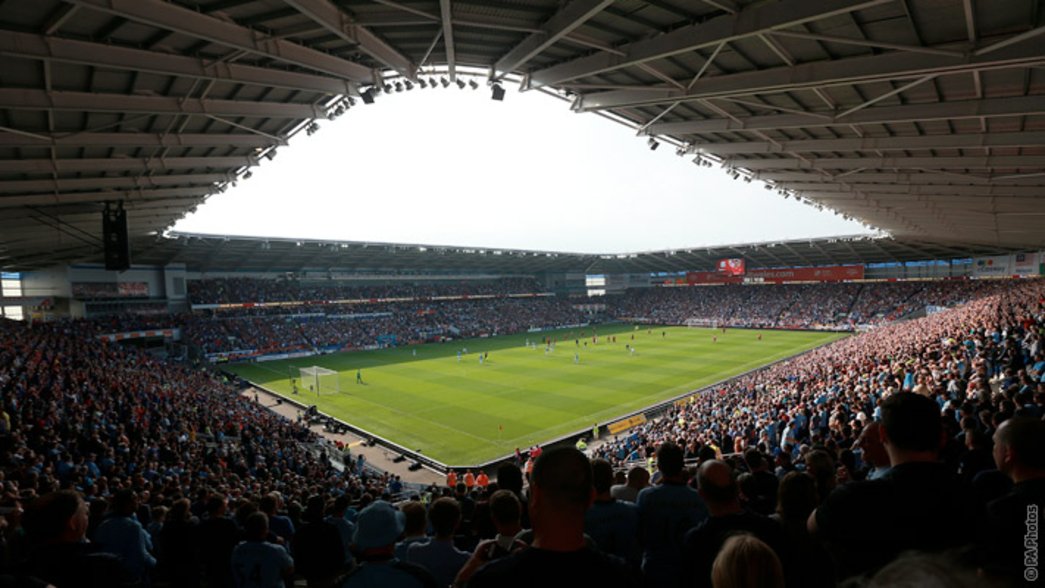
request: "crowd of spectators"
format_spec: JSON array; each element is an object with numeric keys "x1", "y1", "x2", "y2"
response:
[
  {"x1": 610, "y1": 279, "x2": 1012, "y2": 329},
  {"x1": 0, "y1": 317, "x2": 407, "y2": 587},
  {"x1": 187, "y1": 278, "x2": 546, "y2": 305},
  {"x1": 0, "y1": 276, "x2": 1040, "y2": 588},
  {"x1": 181, "y1": 297, "x2": 589, "y2": 356}
]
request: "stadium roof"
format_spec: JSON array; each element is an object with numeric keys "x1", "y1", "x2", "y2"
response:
[
  {"x1": 1, "y1": 0, "x2": 1043, "y2": 271},
  {"x1": 128, "y1": 231, "x2": 1010, "y2": 274}
]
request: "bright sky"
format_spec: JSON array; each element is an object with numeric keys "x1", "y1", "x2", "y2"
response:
[{"x1": 174, "y1": 81, "x2": 870, "y2": 254}]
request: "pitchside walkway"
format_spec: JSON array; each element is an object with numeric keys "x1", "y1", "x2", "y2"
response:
[{"x1": 243, "y1": 387, "x2": 444, "y2": 486}]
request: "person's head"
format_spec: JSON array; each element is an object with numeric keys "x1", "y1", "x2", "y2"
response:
[
  {"x1": 23, "y1": 490, "x2": 89, "y2": 544},
  {"x1": 400, "y1": 500, "x2": 427, "y2": 537},
  {"x1": 206, "y1": 494, "x2": 227, "y2": 517},
  {"x1": 711, "y1": 533, "x2": 785, "y2": 588},
  {"x1": 866, "y1": 551, "x2": 991, "y2": 588},
  {"x1": 427, "y1": 497, "x2": 461, "y2": 538},
  {"x1": 110, "y1": 489, "x2": 138, "y2": 517},
  {"x1": 488, "y1": 489, "x2": 521, "y2": 535},
  {"x1": 775, "y1": 471, "x2": 818, "y2": 524},
  {"x1": 626, "y1": 466, "x2": 650, "y2": 489},
  {"x1": 993, "y1": 416, "x2": 1045, "y2": 482},
  {"x1": 529, "y1": 447, "x2": 593, "y2": 530},
  {"x1": 656, "y1": 442, "x2": 685, "y2": 479},
  {"x1": 743, "y1": 448, "x2": 768, "y2": 472},
  {"x1": 880, "y1": 393, "x2": 943, "y2": 462},
  {"x1": 856, "y1": 421, "x2": 890, "y2": 468},
  {"x1": 243, "y1": 511, "x2": 269, "y2": 541},
  {"x1": 259, "y1": 493, "x2": 278, "y2": 515},
  {"x1": 697, "y1": 460, "x2": 739, "y2": 509},
  {"x1": 352, "y1": 500, "x2": 405, "y2": 555},
  {"x1": 496, "y1": 463, "x2": 524, "y2": 494},
  {"x1": 591, "y1": 459, "x2": 615, "y2": 496},
  {"x1": 304, "y1": 495, "x2": 326, "y2": 522}
]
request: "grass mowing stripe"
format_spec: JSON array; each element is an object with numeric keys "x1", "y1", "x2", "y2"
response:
[{"x1": 230, "y1": 325, "x2": 846, "y2": 464}]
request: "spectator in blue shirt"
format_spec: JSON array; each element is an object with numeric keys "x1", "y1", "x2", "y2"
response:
[{"x1": 94, "y1": 489, "x2": 157, "y2": 584}]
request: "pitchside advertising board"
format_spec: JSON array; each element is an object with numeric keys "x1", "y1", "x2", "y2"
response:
[{"x1": 686, "y1": 264, "x2": 865, "y2": 285}]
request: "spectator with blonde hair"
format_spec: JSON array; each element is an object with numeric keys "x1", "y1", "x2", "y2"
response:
[{"x1": 710, "y1": 534, "x2": 784, "y2": 588}]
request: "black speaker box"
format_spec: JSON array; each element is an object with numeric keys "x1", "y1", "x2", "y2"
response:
[{"x1": 103, "y1": 204, "x2": 130, "y2": 271}]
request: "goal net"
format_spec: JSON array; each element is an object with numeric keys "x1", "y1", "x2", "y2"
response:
[{"x1": 297, "y1": 366, "x2": 340, "y2": 396}]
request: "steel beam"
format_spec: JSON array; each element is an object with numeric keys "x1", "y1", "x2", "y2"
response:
[
  {"x1": 0, "y1": 89, "x2": 329, "y2": 119},
  {"x1": 0, "y1": 187, "x2": 213, "y2": 208},
  {"x1": 282, "y1": 0, "x2": 415, "y2": 79},
  {"x1": 494, "y1": 0, "x2": 614, "y2": 76},
  {"x1": 694, "y1": 131, "x2": 1045, "y2": 155},
  {"x1": 0, "y1": 174, "x2": 228, "y2": 194},
  {"x1": 648, "y1": 95, "x2": 1045, "y2": 134},
  {"x1": 0, "y1": 156, "x2": 254, "y2": 174},
  {"x1": 0, "y1": 31, "x2": 353, "y2": 95},
  {"x1": 577, "y1": 43, "x2": 1045, "y2": 111},
  {"x1": 757, "y1": 171, "x2": 1045, "y2": 184},
  {"x1": 0, "y1": 132, "x2": 283, "y2": 149},
  {"x1": 439, "y1": 0, "x2": 456, "y2": 81},
  {"x1": 65, "y1": 0, "x2": 374, "y2": 83},
  {"x1": 777, "y1": 183, "x2": 1045, "y2": 197},
  {"x1": 528, "y1": 0, "x2": 891, "y2": 88},
  {"x1": 732, "y1": 155, "x2": 1045, "y2": 170}
]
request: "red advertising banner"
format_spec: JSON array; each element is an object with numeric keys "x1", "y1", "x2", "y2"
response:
[{"x1": 687, "y1": 264, "x2": 864, "y2": 284}]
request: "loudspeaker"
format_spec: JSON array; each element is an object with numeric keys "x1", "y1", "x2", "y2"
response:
[{"x1": 103, "y1": 203, "x2": 131, "y2": 271}]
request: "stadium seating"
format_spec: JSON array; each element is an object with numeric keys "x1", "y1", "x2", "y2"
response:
[{"x1": 0, "y1": 276, "x2": 1041, "y2": 586}]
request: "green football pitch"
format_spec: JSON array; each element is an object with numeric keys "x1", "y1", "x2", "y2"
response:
[{"x1": 228, "y1": 324, "x2": 846, "y2": 466}]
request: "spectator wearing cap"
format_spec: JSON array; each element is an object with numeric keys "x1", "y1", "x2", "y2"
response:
[
  {"x1": 405, "y1": 498, "x2": 470, "y2": 587},
  {"x1": 468, "y1": 447, "x2": 641, "y2": 588},
  {"x1": 981, "y1": 416, "x2": 1045, "y2": 582},
  {"x1": 93, "y1": 488, "x2": 156, "y2": 584},
  {"x1": 231, "y1": 512, "x2": 294, "y2": 588},
  {"x1": 811, "y1": 393, "x2": 976, "y2": 580},
  {"x1": 341, "y1": 500, "x2": 438, "y2": 588}
]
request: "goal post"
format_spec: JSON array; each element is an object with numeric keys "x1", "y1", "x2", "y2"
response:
[{"x1": 299, "y1": 366, "x2": 340, "y2": 396}]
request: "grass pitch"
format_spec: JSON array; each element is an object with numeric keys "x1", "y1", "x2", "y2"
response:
[{"x1": 228, "y1": 324, "x2": 845, "y2": 465}]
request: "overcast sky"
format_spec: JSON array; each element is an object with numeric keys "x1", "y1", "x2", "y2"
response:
[{"x1": 174, "y1": 81, "x2": 870, "y2": 254}]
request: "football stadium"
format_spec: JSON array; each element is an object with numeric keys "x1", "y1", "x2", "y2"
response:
[{"x1": 1, "y1": 1, "x2": 1044, "y2": 587}]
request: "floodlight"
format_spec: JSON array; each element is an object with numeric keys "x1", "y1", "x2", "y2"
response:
[
  {"x1": 404, "y1": 80, "x2": 413, "y2": 90},
  {"x1": 456, "y1": 79, "x2": 465, "y2": 89},
  {"x1": 243, "y1": 171, "x2": 252, "y2": 179},
  {"x1": 429, "y1": 77, "x2": 438, "y2": 88},
  {"x1": 440, "y1": 77, "x2": 450, "y2": 88},
  {"x1": 360, "y1": 89, "x2": 375, "y2": 104},
  {"x1": 468, "y1": 79, "x2": 478, "y2": 89},
  {"x1": 647, "y1": 137, "x2": 659, "y2": 151},
  {"x1": 394, "y1": 82, "x2": 403, "y2": 92},
  {"x1": 491, "y1": 84, "x2": 506, "y2": 101},
  {"x1": 264, "y1": 150, "x2": 277, "y2": 161},
  {"x1": 418, "y1": 79, "x2": 427, "y2": 89}
]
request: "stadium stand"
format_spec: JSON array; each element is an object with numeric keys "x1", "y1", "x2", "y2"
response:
[
  {"x1": 2, "y1": 0, "x2": 1044, "y2": 586},
  {"x1": 0, "y1": 276, "x2": 1040, "y2": 586}
]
